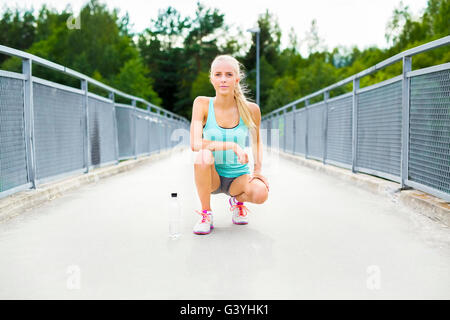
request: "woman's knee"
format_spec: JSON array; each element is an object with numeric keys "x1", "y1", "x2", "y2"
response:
[
  {"x1": 194, "y1": 149, "x2": 215, "y2": 167},
  {"x1": 249, "y1": 185, "x2": 268, "y2": 204}
]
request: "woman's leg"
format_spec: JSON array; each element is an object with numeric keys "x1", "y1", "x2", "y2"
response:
[
  {"x1": 194, "y1": 149, "x2": 221, "y2": 211},
  {"x1": 228, "y1": 174, "x2": 269, "y2": 204}
]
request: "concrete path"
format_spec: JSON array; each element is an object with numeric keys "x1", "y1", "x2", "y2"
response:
[{"x1": 0, "y1": 147, "x2": 449, "y2": 299}]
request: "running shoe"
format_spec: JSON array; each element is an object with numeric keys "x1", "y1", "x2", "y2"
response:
[
  {"x1": 229, "y1": 196, "x2": 250, "y2": 225},
  {"x1": 193, "y1": 209, "x2": 214, "y2": 235}
]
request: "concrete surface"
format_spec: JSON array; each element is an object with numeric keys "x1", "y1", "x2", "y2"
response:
[
  {"x1": 0, "y1": 147, "x2": 182, "y2": 223},
  {"x1": 278, "y1": 150, "x2": 450, "y2": 227},
  {"x1": 0, "y1": 147, "x2": 449, "y2": 299}
]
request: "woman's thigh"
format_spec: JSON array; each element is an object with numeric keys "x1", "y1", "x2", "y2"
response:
[
  {"x1": 229, "y1": 174, "x2": 268, "y2": 202},
  {"x1": 228, "y1": 174, "x2": 251, "y2": 196}
]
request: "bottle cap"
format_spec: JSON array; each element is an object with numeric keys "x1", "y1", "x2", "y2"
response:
[{"x1": 171, "y1": 193, "x2": 177, "y2": 197}]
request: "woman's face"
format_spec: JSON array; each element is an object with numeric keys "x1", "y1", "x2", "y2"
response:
[{"x1": 210, "y1": 60, "x2": 239, "y2": 96}]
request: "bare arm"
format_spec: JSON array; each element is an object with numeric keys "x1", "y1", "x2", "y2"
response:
[
  {"x1": 248, "y1": 103, "x2": 269, "y2": 191},
  {"x1": 249, "y1": 103, "x2": 263, "y2": 174}
]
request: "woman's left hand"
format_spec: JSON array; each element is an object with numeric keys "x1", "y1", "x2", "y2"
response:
[{"x1": 249, "y1": 172, "x2": 269, "y2": 192}]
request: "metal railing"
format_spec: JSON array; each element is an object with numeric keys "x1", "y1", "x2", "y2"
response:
[
  {"x1": 0, "y1": 45, "x2": 190, "y2": 199},
  {"x1": 262, "y1": 36, "x2": 450, "y2": 202}
]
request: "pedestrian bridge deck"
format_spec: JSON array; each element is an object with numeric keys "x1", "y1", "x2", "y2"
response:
[{"x1": 0, "y1": 148, "x2": 449, "y2": 299}]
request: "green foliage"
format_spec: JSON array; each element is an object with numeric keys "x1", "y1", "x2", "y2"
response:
[
  {"x1": 112, "y1": 57, "x2": 161, "y2": 105},
  {"x1": 190, "y1": 71, "x2": 215, "y2": 102},
  {"x1": 0, "y1": 0, "x2": 448, "y2": 117},
  {"x1": 266, "y1": 76, "x2": 300, "y2": 113},
  {"x1": 138, "y1": 2, "x2": 230, "y2": 118},
  {"x1": 0, "y1": 7, "x2": 36, "y2": 65},
  {"x1": 0, "y1": 0, "x2": 161, "y2": 104}
]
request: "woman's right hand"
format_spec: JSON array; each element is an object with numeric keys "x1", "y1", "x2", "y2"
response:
[{"x1": 233, "y1": 143, "x2": 249, "y2": 164}]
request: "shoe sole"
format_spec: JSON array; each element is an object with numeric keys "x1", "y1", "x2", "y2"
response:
[{"x1": 193, "y1": 225, "x2": 214, "y2": 235}]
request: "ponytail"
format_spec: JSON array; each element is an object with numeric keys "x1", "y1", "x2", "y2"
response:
[{"x1": 234, "y1": 83, "x2": 256, "y2": 131}]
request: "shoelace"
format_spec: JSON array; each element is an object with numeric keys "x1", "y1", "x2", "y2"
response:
[
  {"x1": 195, "y1": 210, "x2": 211, "y2": 223},
  {"x1": 230, "y1": 203, "x2": 250, "y2": 217}
]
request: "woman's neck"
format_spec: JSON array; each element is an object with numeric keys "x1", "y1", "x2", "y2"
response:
[{"x1": 214, "y1": 93, "x2": 235, "y2": 110}]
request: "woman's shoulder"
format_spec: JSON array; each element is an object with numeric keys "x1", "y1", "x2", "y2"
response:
[
  {"x1": 192, "y1": 96, "x2": 212, "y2": 126},
  {"x1": 247, "y1": 101, "x2": 260, "y2": 111},
  {"x1": 193, "y1": 96, "x2": 212, "y2": 113},
  {"x1": 193, "y1": 96, "x2": 212, "y2": 106},
  {"x1": 247, "y1": 101, "x2": 261, "y2": 119}
]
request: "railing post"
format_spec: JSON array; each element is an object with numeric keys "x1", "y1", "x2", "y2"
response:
[
  {"x1": 283, "y1": 108, "x2": 287, "y2": 153},
  {"x1": 401, "y1": 56, "x2": 412, "y2": 188},
  {"x1": 165, "y1": 112, "x2": 169, "y2": 151},
  {"x1": 323, "y1": 91, "x2": 329, "y2": 165},
  {"x1": 22, "y1": 58, "x2": 37, "y2": 188},
  {"x1": 109, "y1": 92, "x2": 119, "y2": 164},
  {"x1": 157, "y1": 112, "x2": 161, "y2": 154},
  {"x1": 352, "y1": 78, "x2": 359, "y2": 173},
  {"x1": 81, "y1": 79, "x2": 90, "y2": 173},
  {"x1": 162, "y1": 111, "x2": 166, "y2": 151},
  {"x1": 132, "y1": 99, "x2": 137, "y2": 159},
  {"x1": 292, "y1": 105, "x2": 296, "y2": 155},
  {"x1": 147, "y1": 104, "x2": 151, "y2": 155},
  {"x1": 305, "y1": 99, "x2": 309, "y2": 159}
]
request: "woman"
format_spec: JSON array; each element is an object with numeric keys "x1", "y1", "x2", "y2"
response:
[{"x1": 190, "y1": 55, "x2": 269, "y2": 235}]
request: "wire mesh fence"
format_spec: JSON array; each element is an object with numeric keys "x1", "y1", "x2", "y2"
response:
[
  {"x1": 33, "y1": 82, "x2": 85, "y2": 181},
  {"x1": 0, "y1": 76, "x2": 28, "y2": 193},
  {"x1": 0, "y1": 46, "x2": 190, "y2": 199},
  {"x1": 262, "y1": 37, "x2": 450, "y2": 202},
  {"x1": 409, "y1": 68, "x2": 450, "y2": 196}
]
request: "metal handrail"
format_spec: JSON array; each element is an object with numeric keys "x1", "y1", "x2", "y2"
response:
[
  {"x1": 262, "y1": 35, "x2": 450, "y2": 119},
  {"x1": 0, "y1": 44, "x2": 189, "y2": 124}
]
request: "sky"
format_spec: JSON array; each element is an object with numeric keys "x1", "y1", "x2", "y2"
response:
[{"x1": 3, "y1": 0, "x2": 429, "y2": 56}]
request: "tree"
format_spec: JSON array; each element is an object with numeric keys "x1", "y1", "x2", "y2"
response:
[
  {"x1": 138, "y1": 2, "x2": 234, "y2": 118},
  {"x1": 1, "y1": 0, "x2": 160, "y2": 104},
  {"x1": 243, "y1": 10, "x2": 282, "y2": 109},
  {"x1": 175, "y1": 2, "x2": 227, "y2": 116},
  {"x1": 112, "y1": 57, "x2": 161, "y2": 106},
  {"x1": 244, "y1": 10, "x2": 281, "y2": 70},
  {"x1": 266, "y1": 75, "x2": 300, "y2": 113},
  {"x1": 385, "y1": 1, "x2": 412, "y2": 47},
  {"x1": 138, "y1": 6, "x2": 190, "y2": 113},
  {"x1": 0, "y1": 8, "x2": 36, "y2": 65},
  {"x1": 190, "y1": 71, "x2": 215, "y2": 102}
]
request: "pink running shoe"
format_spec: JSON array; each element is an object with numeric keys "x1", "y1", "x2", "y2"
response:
[
  {"x1": 229, "y1": 196, "x2": 250, "y2": 225},
  {"x1": 193, "y1": 209, "x2": 214, "y2": 235}
]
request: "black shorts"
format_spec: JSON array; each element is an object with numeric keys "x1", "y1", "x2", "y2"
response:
[{"x1": 211, "y1": 175, "x2": 239, "y2": 196}]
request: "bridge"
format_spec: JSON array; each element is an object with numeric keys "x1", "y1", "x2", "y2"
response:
[{"x1": 0, "y1": 37, "x2": 449, "y2": 299}]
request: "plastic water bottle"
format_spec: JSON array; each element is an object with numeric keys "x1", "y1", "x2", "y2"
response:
[{"x1": 168, "y1": 192, "x2": 182, "y2": 239}]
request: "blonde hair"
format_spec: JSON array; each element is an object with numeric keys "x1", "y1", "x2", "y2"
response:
[{"x1": 210, "y1": 55, "x2": 256, "y2": 131}]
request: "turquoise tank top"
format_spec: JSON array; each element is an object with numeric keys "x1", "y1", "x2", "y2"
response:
[{"x1": 203, "y1": 98, "x2": 251, "y2": 178}]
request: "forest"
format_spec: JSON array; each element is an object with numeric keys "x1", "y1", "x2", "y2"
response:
[{"x1": 0, "y1": 0, "x2": 448, "y2": 119}]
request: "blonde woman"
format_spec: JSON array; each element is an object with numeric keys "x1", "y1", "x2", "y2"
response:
[{"x1": 190, "y1": 55, "x2": 269, "y2": 235}]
